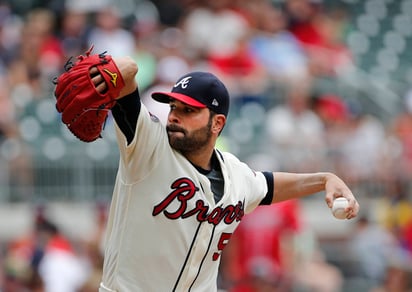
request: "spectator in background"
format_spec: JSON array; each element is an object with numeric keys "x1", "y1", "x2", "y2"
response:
[
  {"x1": 180, "y1": 0, "x2": 268, "y2": 110},
  {"x1": 336, "y1": 100, "x2": 386, "y2": 190},
  {"x1": 87, "y1": 5, "x2": 135, "y2": 57},
  {"x1": 152, "y1": 0, "x2": 186, "y2": 27},
  {"x1": 265, "y1": 79, "x2": 325, "y2": 172},
  {"x1": 380, "y1": 263, "x2": 412, "y2": 292},
  {"x1": 2, "y1": 207, "x2": 89, "y2": 292},
  {"x1": 7, "y1": 8, "x2": 64, "y2": 99},
  {"x1": 181, "y1": 0, "x2": 268, "y2": 108},
  {"x1": 24, "y1": 8, "x2": 64, "y2": 90},
  {"x1": 314, "y1": 95, "x2": 387, "y2": 195},
  {"x1": 313, "y1": 94, "x2": 349, "y2": 174},
  {"x1": 181, "y1": 0, "x2": 250, "y2": 61},
  {"x1": 35, "y1": 217, "x2": 86, "y2": 292},
  {"x1": 221, "y1": 200, "x2": 302, "y2": 291},
  {"x1": 0, "y1": 6, "x2": 36, "y2": 201},
  {"x1": 248, "y1": 2, "x2": 309, "y2": 83},
  {"x1": 0, "y1": 1, "x2": 23, "y2": 66},
  {"x1": 292, "y1": 245, "x2": 344, "y2": 292},
  {"x1": 140, "y1": 27, "x2": 191, "y2": 125},
  {"x1": 376, "y1": 178, "x2": 412, "y2": 257},
  {"x1": 285, "y1": 0, "x2": 324, "y2": 49},
  {"x1": 0, "y1": 58, "x2": 33, "y2": 201},
  {"x1": 78, "y1": 240, "x2": 104, "y2": 292},
  {"x1": 78, "y1": 201, "x2": 108, "y2": 292},
  {"x1": 1, "y1": 240, "x2": 43, "y2": 292},
  {"x1": 347, "y1": 215, "x2": 402, "y2": 291},
  {"x1": 207, "y1": 32, "x2": 268, "y2": 109},
  {"x1": 57, "y1": 3, "x2": 91, "y2": 58},
  {"x1": 389, "y1": 89, "x2": 412, "y2": 180},
  {"x1": 0, "y1": 71, "x2": 19, "y2": 145},
  {"x1": 130, "y1": 0, "x2": 161, "y2": 93},
  {"x1": 308, "y1": 10, "x2": 353, "y2": 77},
  {"x1": 285, "y1": 0, "x2": 353, "y2": 77}
]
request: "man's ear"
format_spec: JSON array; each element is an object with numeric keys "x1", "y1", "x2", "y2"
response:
[{"x1": 213, "y1": 115, "x2": 226, "y2": 134}]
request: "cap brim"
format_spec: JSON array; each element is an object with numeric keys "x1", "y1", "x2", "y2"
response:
[{"x1": 151, "y1": 92, "x2": 206, "y2": 108}]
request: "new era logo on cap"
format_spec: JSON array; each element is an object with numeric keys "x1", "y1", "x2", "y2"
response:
[{"x1": 151, "y1": 72, "x2": 230, "y2": 116}]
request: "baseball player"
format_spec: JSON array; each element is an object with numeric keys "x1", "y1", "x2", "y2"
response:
[{"x1": 54, "y1": 53, "x2": 360, "y2": 291}]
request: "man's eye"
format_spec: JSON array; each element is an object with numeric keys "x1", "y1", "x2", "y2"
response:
[{"x1": 184, "y1": 108, "x2": 194, "y2": 113}]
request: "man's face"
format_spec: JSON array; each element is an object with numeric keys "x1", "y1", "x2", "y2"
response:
[{"x1": 166, "y1": 100, "x2": 213, "y2": 154}]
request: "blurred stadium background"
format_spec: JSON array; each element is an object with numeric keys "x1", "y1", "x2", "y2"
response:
[{"x1": 0, "y1": 0, "x2": 412, "y2": 291}]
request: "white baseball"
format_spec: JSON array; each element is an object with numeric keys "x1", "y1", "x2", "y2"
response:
[{"x1": 331, "y1": 197, "x2": 349, "y2": 219}]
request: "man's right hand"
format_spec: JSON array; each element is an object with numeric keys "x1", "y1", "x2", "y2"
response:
[{"x1": 91, "y1": 56, "x2": 138, "y2": 99}]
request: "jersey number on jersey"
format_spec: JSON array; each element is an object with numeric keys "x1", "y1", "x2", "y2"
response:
[{"x1": 213, "y1": 232, "x2": 232, "y2": 261}]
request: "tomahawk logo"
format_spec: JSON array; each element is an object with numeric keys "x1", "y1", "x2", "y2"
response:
[{"x1": 174, "y1": 76, "x2": 192, "y2": 89}]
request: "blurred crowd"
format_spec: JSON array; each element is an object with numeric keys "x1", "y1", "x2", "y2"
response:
[{"x1": 0, "y1": 0, "x2": 412, "y2": 291}]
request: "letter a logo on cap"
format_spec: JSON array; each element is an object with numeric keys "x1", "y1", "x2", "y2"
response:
[
  {"x1": 174, "y1": 76, "x2": 192, "y2": 89},
  {"x1": 212, "y1": 99, "x2": 219, "y2": 106}
]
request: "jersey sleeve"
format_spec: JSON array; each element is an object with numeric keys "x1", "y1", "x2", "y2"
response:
[
  {"x1": 111, "y1": 88, "x2": 141, "y2": 144},
  {"x1": 259, "y1": 171, "x2": 274, "y2": 205},
  {"x1": 243, "y1": 171, "x2": 271, "y2": 213},
  {"x1": 113, "y1": 101, "x2": 169, "y2": 184},
  {"x1": 221, "y1": 152, "x2": 272, "y2": 214}
]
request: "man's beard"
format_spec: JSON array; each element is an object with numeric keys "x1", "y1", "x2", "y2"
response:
[{"x1": 166, "y1": 119, "x2": 213, "y2": 154}]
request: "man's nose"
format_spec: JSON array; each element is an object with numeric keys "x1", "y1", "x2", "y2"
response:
[{"x1": 168, "y1": 111, "x2": 180, "y2": 123}]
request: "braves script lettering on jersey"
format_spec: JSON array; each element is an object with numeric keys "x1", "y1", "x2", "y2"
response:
[{"x1": 99, "y1": 105, "x2": 269, "y2": 291}]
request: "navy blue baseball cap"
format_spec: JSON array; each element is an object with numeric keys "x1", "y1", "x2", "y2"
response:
[{"x1": 151, "y1": 72, "x2": 230, "y2": 117}]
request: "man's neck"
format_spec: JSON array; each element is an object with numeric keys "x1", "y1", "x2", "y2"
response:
[{"x1": 184, "y1": 148, "x2": 215, "y2": 171}]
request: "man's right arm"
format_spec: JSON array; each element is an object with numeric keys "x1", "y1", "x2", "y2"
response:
[
  {"x1": 112, "y1": 89, "x2": 141, "y2": 144},
  {"x1": 113, "y1": 56, "x2": 138, "y2": 99},
  {"x1": 111, "y1": 57, "x2": 140, "y2": 144}
]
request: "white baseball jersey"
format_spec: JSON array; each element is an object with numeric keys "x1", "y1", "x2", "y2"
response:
[{"x1": 99, "y1": 104, "x2": 270, "y2": 292}]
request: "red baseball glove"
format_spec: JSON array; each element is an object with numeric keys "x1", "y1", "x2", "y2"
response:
[{"x1": 54, "y1": 47, "x2": 125, "y2": 142}]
